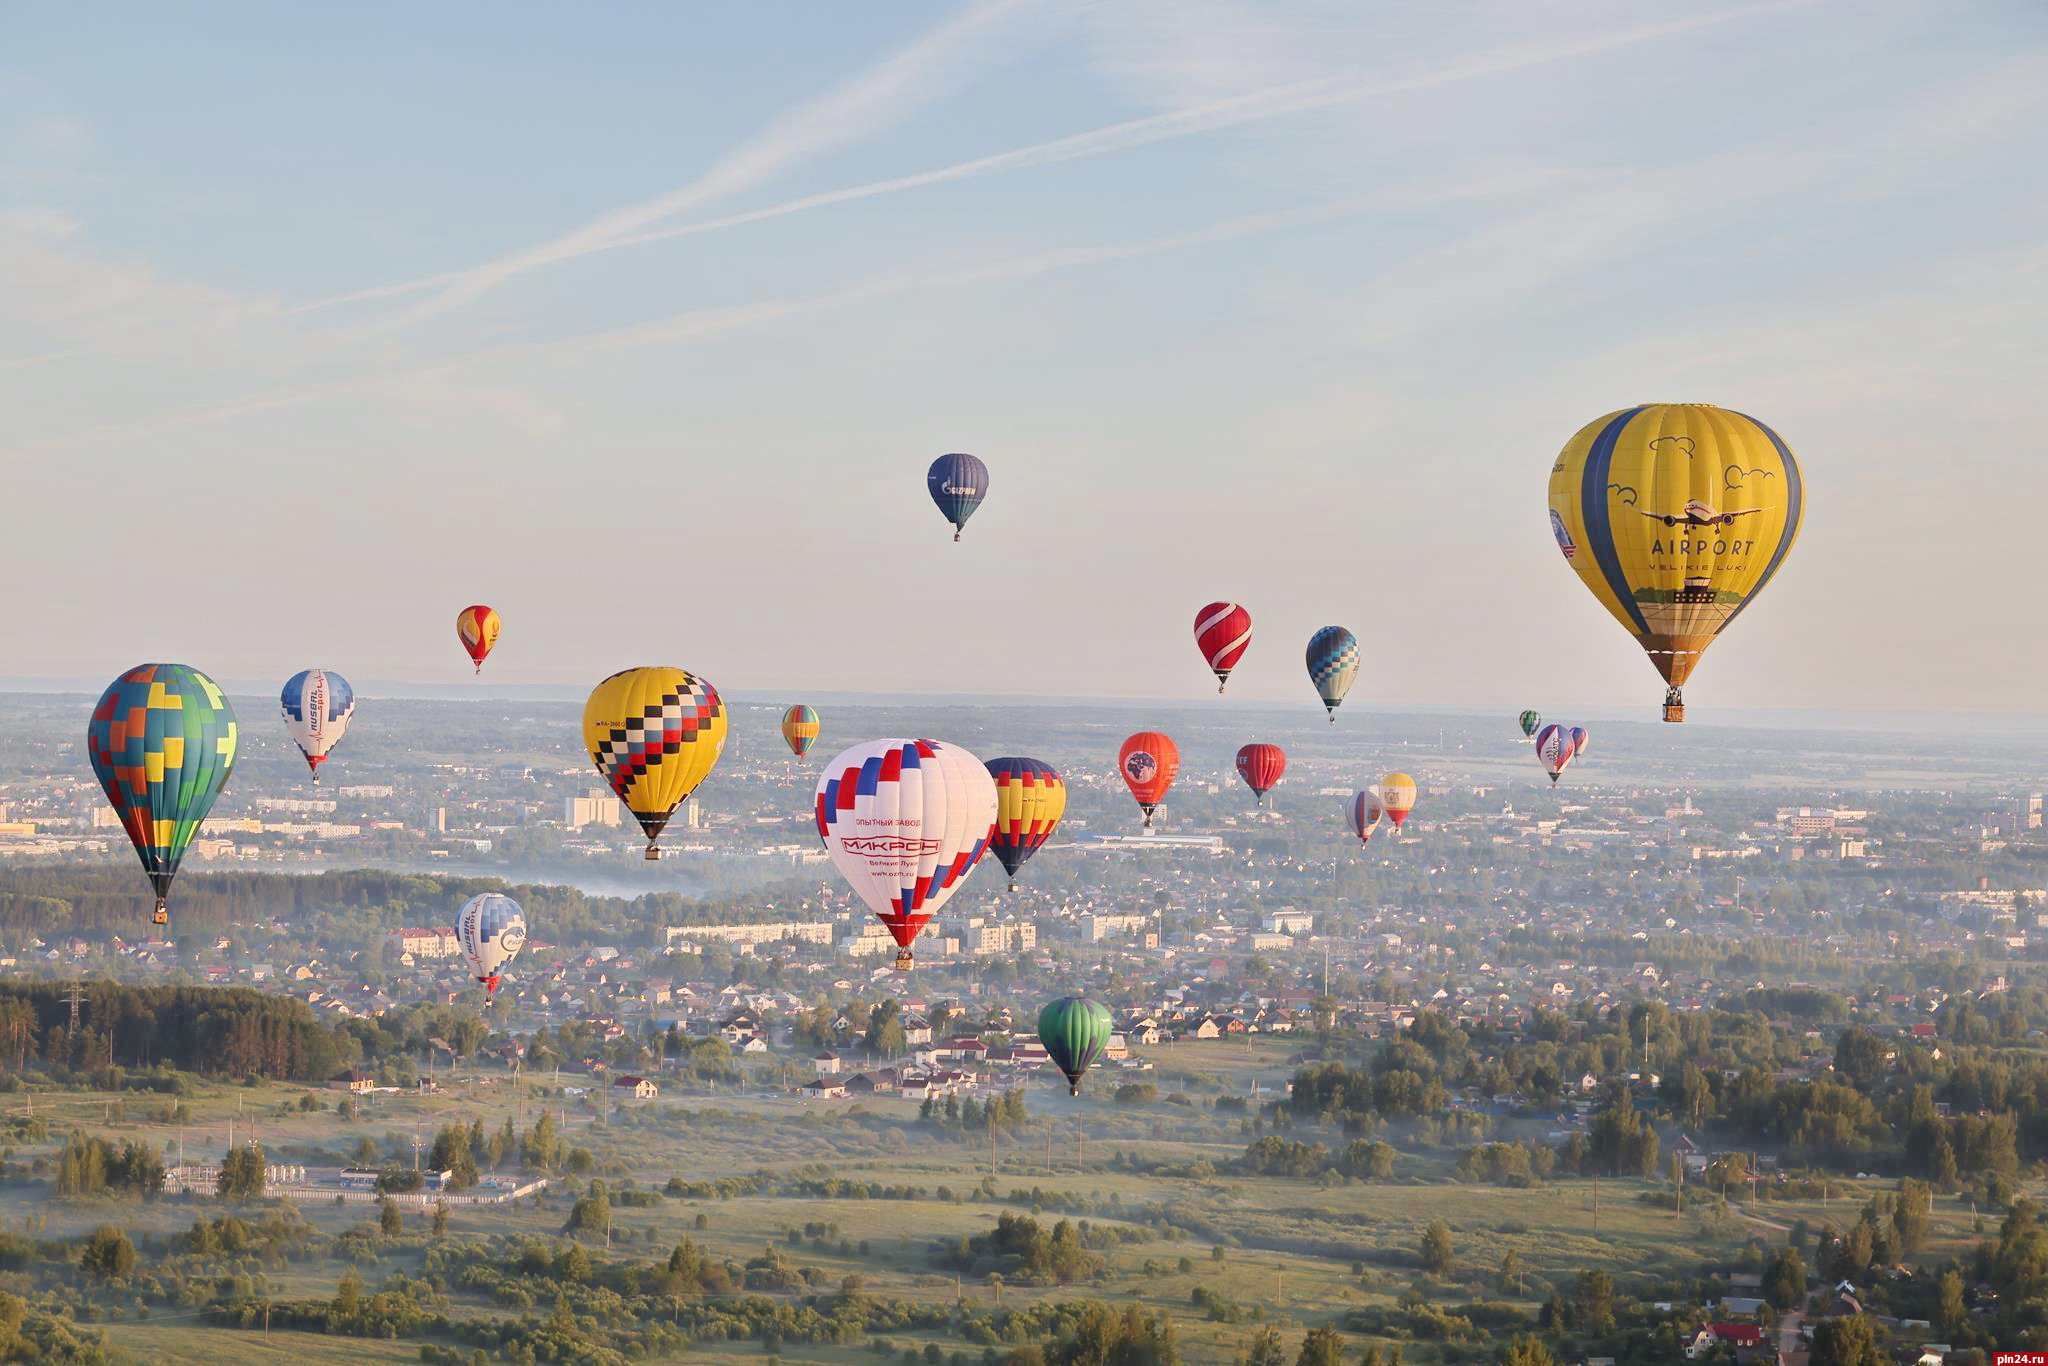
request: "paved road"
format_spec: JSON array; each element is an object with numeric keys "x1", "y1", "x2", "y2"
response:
[{"x1": 1780, "y1": 1310, "x2": 1806, "y2": 1364}]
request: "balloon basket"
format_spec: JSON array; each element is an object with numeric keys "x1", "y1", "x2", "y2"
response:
[
  {"x1": 893, "y1": 949, "x2": 914, "y2": 972},
  {"x1": 152, "y1": 901, "x2": 168, "y2": 927},
  {"x1": 644, "y1": 844, "x2": 661, "y2": 862}
]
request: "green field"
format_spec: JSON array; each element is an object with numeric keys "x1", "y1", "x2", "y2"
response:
[{"x1": 0, "y1": 1038, "x2": 1999, "y2": 1362}]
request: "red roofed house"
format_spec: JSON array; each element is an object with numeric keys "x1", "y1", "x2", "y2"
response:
[{"x1": 1688, "y1": 1324, "x2": 1765, "y2": 1359}]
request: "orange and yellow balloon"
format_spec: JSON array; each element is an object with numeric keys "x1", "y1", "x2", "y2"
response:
[
  {"x1": 456, "y1": 605, "x2": 501, "y2": 674},
  {"x1": 1547, "y1": 404, "x2": 1803, "y2": 721},
  {"x1": 582, "y1": 667, "x2": 727, "y2": 859}
]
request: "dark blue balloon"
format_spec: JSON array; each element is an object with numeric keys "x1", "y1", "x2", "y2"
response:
[{"x1": 927, "y1": 453, "x2": 989, "y2": 541}]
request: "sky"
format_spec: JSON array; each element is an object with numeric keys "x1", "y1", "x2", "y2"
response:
[{"x1": 3, "y1": 1, "x2": 2045, "y2": 719}]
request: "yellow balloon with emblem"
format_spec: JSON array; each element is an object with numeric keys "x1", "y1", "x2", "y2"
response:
[
  {"x1": 581, "y1": 667, "x2": 728, "y2": 859},
  {"x1": 1546, "y1": 404, "x2": 1804, "y2": 722}
]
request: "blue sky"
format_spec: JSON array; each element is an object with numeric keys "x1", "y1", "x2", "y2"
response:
[{"x1": 3, "y1": 1, "x2": 2045, "y2": 717}]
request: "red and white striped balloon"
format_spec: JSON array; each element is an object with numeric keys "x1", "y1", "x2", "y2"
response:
[{"x1": 1194, "y1": 602, "x2": 1253, "y2": 692}]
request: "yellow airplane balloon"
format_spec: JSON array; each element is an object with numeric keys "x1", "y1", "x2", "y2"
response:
[
  {"x1": 581, "y1": 667, "x2": 728, "y2": 859},
  {"x1": 1547, "y1": 404, "x2": 1803, "y2": 722}
]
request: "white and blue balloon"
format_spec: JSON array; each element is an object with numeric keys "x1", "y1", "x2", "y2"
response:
[{"x1": 280, "y1": 669, "x2": 355, "y2": 782}]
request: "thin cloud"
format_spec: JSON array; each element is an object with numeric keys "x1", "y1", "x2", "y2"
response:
[
  {"x1": 41, "y1": 167, "x2": 1569, "y2": 453},
  {"x1": 294, "y1": 0, "x2": 1812, "y2": 321},
  {"x1": 360, "y1": 0, "x2": 1042, "y2": 326}
]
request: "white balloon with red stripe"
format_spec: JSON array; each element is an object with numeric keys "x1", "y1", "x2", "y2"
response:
[
  {"x1": 1347, "y1": 789, "x2": 1384, "y2": 844},
  {"x1": 815, "y1": 738, "x2": 998, "y2": 970},
  {"x1": 1534, "y1": 724, "x2": 1577, "y2": 785}
]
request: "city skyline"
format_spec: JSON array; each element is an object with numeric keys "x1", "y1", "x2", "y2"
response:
[{"x1": 5, "y1": 2, "x2": 2046, "y2": 714}]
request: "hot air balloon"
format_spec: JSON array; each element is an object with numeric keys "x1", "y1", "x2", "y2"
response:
[
  {"x1": 1118, "y1": 732, "x2": 1180, "y2": 830},
  {"x1": 456, "y1": 605, "x2": 500, "y2": 673},
  {"x1": 582, "y1": 667, "x2": 728, "y2": 860},
  {"x1": 927, "y1": 453, "x2": 988, "y2": 542},
  {"x1": 1306, "y1": 626, "x2": 1359, "y2": 721},
  {"x1": 1038, "y1": 996, "x2": 1113, "y2": 1096},
  {"x1": 815, "y1": 739, "x2": 997, "y2": 969},
  {"x1": 1569, "y1": 725, "x2": 1590, "y2": 757},
  {"x1": 781, "y1": 705, "x2": 821, "y2": 759},
  {"x1": 1519, "y1": 710, "x2": 1541, "y2": 739},
  {"x1": 86, "y1": 664, "x2": 239, "y2": 926},
  {"x1": 1534, "y1": 724, "x2": 1576, "y2": 785},
  {"x1": 1547, "y1": 404, "x2": 1803, "y2": 722},
  {"x1": 280, "y1": 669, "x2": 354, "y2": 782},
  {"x1": 1346, "y1": 789, "x2": 1384, "y2": 844},
  {"x1": 1380, "y1": 772, "x2": 1417, "y2": 829},
  {"x1": 1235, "y1": 743, "x2": 1287, "y2": 807},
  {"x1": 1193, "y1": 602, "x2": 1252, "y2": 693},
  {"x1": 456, "y1": 892, "x2": 527, "y2": 999},
  {"x1": 986, "y1": 757, "x2": 1066, "y2": 891}
]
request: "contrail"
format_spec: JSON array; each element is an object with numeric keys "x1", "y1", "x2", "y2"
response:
[{"x1": 291, "y1": 0, "x2": 1811, "y2": 320}]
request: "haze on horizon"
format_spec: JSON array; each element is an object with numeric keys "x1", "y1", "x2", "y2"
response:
[{"x1": 3, "y1": 2, "x2": 2044, "y2": 716}]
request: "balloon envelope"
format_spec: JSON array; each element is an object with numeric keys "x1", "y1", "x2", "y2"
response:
[
  {"x1": 1038, "y1": 997, "x2": 1113, "y2": 1095},
  {"x1": 815, "y1": 738, "x2": 998, "y2": 969},
  {"x1": 1306, "y1": 626, "x2": 1360, "y2": 719},
  {"x1": 1347, "y1": 789, "x2": 1384, "y2": 844},
  {"x1": 1534, "y1": 724, "x2": 1576, "y2": 784},
  {"x1": 87, "y1": 664, "x2": 239, "y2": 924},
  {"x1": 927, "y1": 453, "x2": 989, "y2": 540},
  {"x1": 781, "y1": 705, "x2": 821, "y2": 758},
  {"x1": 1519, "y1": 710, "x2": 1541, "y2": 738},
  {"x1": 1118, "y1": 732, "x2": 1180, "y2": 829},
  {"x1": 456, "y1": 605, "x2": 501, "y2": 673},
  {"x1": 456, "y1": 892, "x2": 527, "y2": 996},
  {"x1": 1380, "y1": 772, "x2": 1417, "y2": 828},
  {"x1": 1193, "y1": 602, "x2": 1252, "y2": 692},
  {"x1": 985, "y1": 756, "x2": 1066, "y2": 889},
  {"x1": 1547, "y1": 404, "x2": 1803, "y2": 720},
  {"x1": 1235, "y1": 743, "x2": 1287, "y2": 806},
  {"x1": 280, "y1": 669, "x2": 354, "y2": 781},
  {"x1": 1569, "y1": 726, "x2": 1590, "y2": 757},
  {"x1": 582, "y1": 667, "x2": 728, "y2": 858}
]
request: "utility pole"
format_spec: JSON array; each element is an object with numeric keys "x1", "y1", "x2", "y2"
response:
[
  {"x1": 412, "y1": 1130, "x2": 422, "y2": 1174},
  {"x1": 64, "y1": 982, "x2": 84, "y2": 1032},
  {"x1": 1592, "y1": 1172, "x2": 1600, "y2": 1234}
]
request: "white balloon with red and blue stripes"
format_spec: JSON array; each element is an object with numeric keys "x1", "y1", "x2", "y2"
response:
[
  {"x1": 280, "y1": 669, "x2": 355, "y2": 782},
  {"x1": 456, "y1": 892, "x2": 527, "y2": 997},
  {"x1": 1347, "y1": 788, "x2": 1384, "y2": 844},
  {"x1": 1534, "y1": 724, "x2": 1577, "y2": 785},
  {"x1": 815, "y1": 738, "x2": 997, "y2": 970}
]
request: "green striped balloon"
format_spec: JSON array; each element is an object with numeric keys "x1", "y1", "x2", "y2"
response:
[{"x1": 1038, "y1": 997, "x2": 1113, "y2": 1096}]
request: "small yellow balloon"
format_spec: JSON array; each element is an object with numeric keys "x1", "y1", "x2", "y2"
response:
[
  {"x1": 1547, "y1": 404, "x2": 1803, "y2": 721},
  {"x1": 581, "y1": 667, "x2": 727, "y2": 859}
]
